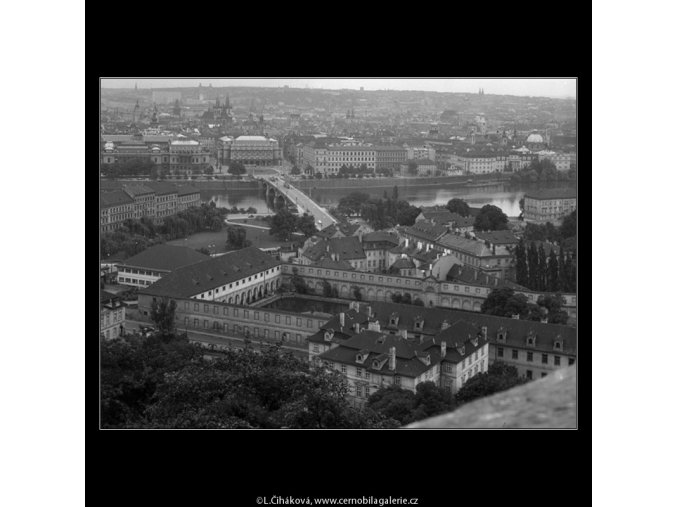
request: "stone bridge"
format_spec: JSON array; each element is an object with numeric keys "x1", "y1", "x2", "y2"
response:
[{"x1": 257, "y1": 176, "x2": 337, "y2": 229}]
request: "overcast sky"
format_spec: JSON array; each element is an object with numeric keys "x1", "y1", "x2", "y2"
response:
[{"x1": 101, "y1": 78, "x2": 576, "y2": 99}]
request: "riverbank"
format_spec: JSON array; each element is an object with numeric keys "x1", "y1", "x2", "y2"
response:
[{"x1": 293, "y1": 173, "x2": 512, "y2": 190}]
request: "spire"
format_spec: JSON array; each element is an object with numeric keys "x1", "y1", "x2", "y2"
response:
[{"x1": 225, "y1": 94, "x2": 230, "y2": 109}]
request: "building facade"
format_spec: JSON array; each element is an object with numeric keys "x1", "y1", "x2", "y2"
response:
[
  {"x1": 116, "y1": 245, "x2": 210, "y2": 288},
  {"x1": 169, "y1": 140, "x2": 210, "y2": 174},
  {"x1": 100, "y1": 191, "x2": 135, "y2": 233},
  {"x1": 101, "y1": 291, "x2": 126, "y2": 340},
  {"x1": 224, "y1": 136, "x2": 281, "y2": 166},
  {"x1": 523, "y1": 188, "x2": 577, "y2": 224}
]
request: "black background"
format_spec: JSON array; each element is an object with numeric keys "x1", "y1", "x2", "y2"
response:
[{"x1": 87, "y1": 8, "x2": 590, "y2": 503}]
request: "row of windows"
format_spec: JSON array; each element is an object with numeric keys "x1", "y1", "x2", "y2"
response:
[
  {"x1": 181, "y1": 300, "x2": 319, "y2": 329},
  {"x1": 497, "y1": 347, "x2": 575, "y2": 366},
  {"x1": 119, "y1": 268, "x2": 160, "y2": 277},
  {"x1": 184, "y1": 317, "x2": 303, "y2": 342},
  {"x1": 119, "y1": 277, "x2": 151, "y2": 286}
]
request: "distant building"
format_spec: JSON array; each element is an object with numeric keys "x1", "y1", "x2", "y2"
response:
[
  {"x1": 523, "y1": 188, "x2": 577, "y2": 224},
  {"x1": 117, "y1": 244, "x2": 210, "y2": 288},
  {"x1": 152, "y1": 90, "x2": 182, "y2": 105},
  {"x1": 137, "y1": 246, "x2": 283, "y2": 310},
  {"x1": 436, "y1": 232, "x2": 513, "y2": 279},
  {"x1": 100, "y1": 182, "x2": 202, "y2": 233},
  {"x1": 169, "y1": 140, "x2": 210, "y2": 174},
  {"x1": 101, "y1": 291, "x2": 126, "y2": 340},
  {"x1": 374, "y1": 146, "x2": 407, "y2": 171},
  {"x1": 309, "y1": 302, "x2": 491, "y2": 406},
  {"x1": 100, "y1": 191, "x2": 135, "y2": 233},
  {"x1": 220, "y1": 136, "x2": 282, "y2": 167}
]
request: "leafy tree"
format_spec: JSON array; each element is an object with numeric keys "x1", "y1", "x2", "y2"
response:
[
  {"x1": 290, "y1": 165, "x2": 300, "y2": 175},
  {"x1": 337, "y1": 192, "x2": 371, "y2": 215},
  {"x1": 407, "y1": 161, "x2": 418, "y2": 175},
  {"x1": 228, "y1": 161, "x2": 247, "y2": 176},
  {"x1": 227, "y1": 226, "x2": 251, "y2": 250},
  {"x1": 527, "y1": 242, "x2": 539, "y2": 289},
  {"x1": 196, "y1": 247, "x2": 211, "y2": 255},
  {"x1": 446, "y1": 198, "x2": 470, "y2": 217},
  {"x1": 352, "y1": 286, "x2": 362, "y2": 301},
  {"x1": 413, "y1": 298, "x2": 424, "y2": 306},
  {"x1": 455, "y1": 362, "x2": 527, "y2": 404},
  {"x1": 150, "y1": 298, "x2": 178, "y2": 337},
  {"x1": 411, "y1": 381, "x2": 455, "y2": 421},
  {"x1": 366, "y1": 386, "x2": 417, "y2": 425},
  {"x1": 547, "y1": 249, "x2": 559, "y2": 292},
  {"x1": 515, "y1": 239, "x2": 528, "y2": 286},
  {"x1": 474, "y1": 204, "x2": 508, "y2": 231},
  {"x1": 204, "y1": 166, "x2": 214, "y2": 175},
  {"x1": 560, "y1": 209, "x2": 577, "y2": 240},
  {"x1": 537, "y1": 294, "x2": 569, "y2": 324},
  {"x1": 297, "y1": 213, "x2": 317, "y2": 238},
  {"x1": 322, "y1": 280, "x2": 337, "y2": 298},
  {"x1": 269, "y1": 208, "x2": 298, "y2": 241},
  {"x1": 392, "y1": 185, "x2": 399, "y2": 201},
  {"x1": 481, "y1": 287, "x2": 531, "y2": 318},
  {"x1": 537, "y1": 244, "x2": 548, "y2": 291}
]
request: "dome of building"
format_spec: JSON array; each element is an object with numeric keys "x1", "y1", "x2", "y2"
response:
[{"x1": 526, "y1": 133, "x2": 544, "y2": 144}]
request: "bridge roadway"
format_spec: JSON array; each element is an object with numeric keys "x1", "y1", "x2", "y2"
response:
[{"x1": 258, "y1": 175, "x2": 338, "y2": 229}]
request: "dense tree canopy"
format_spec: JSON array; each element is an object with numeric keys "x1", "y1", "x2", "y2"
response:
[
  {"x1": 101, "y1": 334, "x2": 398, "y2": 429},
  {"x1": 269, "y1": 209, "x2": 316, "y2": 241},
  {"x1": 455, "y1": 362, "x2": 527, "y2": 404},
  {"x1": 473, "y1": 204, "x2": 509, "y2": 231},
  {"x1": 446, "y1": 198, "x2": 470, "y2": 217},
  {"x1": 366, "y1": 382, "x2": 455, "y2": 426},
  {"x1": 227, "y1": 161, "x2": 247, "y2": 176},
  {"x1": 226, "y1": 226, "x2": 251, "y2": 250}
]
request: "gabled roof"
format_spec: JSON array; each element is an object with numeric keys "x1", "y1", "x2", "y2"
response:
[
  {"x1": 145, "y1": 181, "x2": 179, "y2": 195},
  {"x1": 401, "y1": 220, "x2": 448, "y2": 242},
  {"x1": 474, "y1": 230, "x2": 519, "y2": 245},
  {"x1": 119, "y1": 244, "x2": 210, "y2": 272},
  {"x1": 176, "y1": 185, "x2": 200, "y2": 196},
  {"x1": 362, "y1": 231, "x2": 399, "y2": 246},
  {"x1": 100, "y1": 190, "x2": 134, "y2": 208},
  {"x1": 139, "y1": 246, "x2": 281, "y2": 298},
  {"x1": 437, "y1": 233, "x2": 511, "y2": 257},
  {"x1": 122, "y1": 184, "x2": 155, "y2": 197}
]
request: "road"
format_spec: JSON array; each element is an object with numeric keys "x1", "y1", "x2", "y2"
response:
[
  {"x1": 260, "y1": 175, "x2": 337, "y2": 229},
  {"x1": 124, "y1": 318, "x2": 309, "y2": 361}
]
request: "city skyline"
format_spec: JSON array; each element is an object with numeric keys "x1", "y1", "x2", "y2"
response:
[{"x1": 101, "y1": 78, "x2": 577, "y2": 99}]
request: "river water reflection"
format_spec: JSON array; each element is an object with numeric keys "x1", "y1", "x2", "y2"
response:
[{"x1": 201, "y1": 181, "x2": 575, "y2": 218}]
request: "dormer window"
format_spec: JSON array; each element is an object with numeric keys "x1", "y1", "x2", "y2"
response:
[
  {"x1": 554, "y1": 341, "x2": 562, "y2": 350},
  {"x1": 527, "y1": 337, "x2": 534, "y2": 346},
  {"x1": 497, "y1": 332, "x2": 506, "y2": 342}
]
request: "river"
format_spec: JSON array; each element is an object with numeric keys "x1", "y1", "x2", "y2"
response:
[{"x1": 201, "y1": 181, "x2": 575, "y2": 218}]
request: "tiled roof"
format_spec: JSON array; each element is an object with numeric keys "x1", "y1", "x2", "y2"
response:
[
  {"x1": 391, "y1": 258, "x2": 416, "y2": 270},
  {"x1": 122, "y1": 184, "x2": 155, "y2": 197},
  {"x1": 302, "y1": 236, "x2": 366, "y2": 262},
  {"x1": 145, "y1": 181, "x2": 178, "y2": 195},
  {"x1": 448, "y1": 213, "x2": 475, "y2": 228},
  {"x1": 524, "y1": 188, "x2": 577, "y2": 200},
  {"x1": 474, "y1": 230, "x2": 519, "y2": 245},
  {"x1": 401, "y1": 220, "x2": 448, "y2": 242},
  {"x1": 362, "y1": 231, "x2": 399, "y2": 246},
  {"x1": 176, "y1": 185, "x2": 201, "y2": 196},
  {"x1": 437, "y1": 233, "x2": 511, "y2": 257},
  {"x1": 120, "y1": 244, "x2": 210, "y2": 272},
  {"x1": 100, "y1": 190, "x2": 134, "y2": 208},
  {"x1": 355, "y1": 301, "x2": 576, "y2": 355},
  {"x1": 419, "y1": 208, "x2": 454, "y2": 224},
  {"x1": 139, "y1": 246, "x2": 281, "y2": 298}
]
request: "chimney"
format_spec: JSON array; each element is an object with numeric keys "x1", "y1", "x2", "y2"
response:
[
  {"x1": 441, "y1": 320, "x2": 450, "y2": 330},
  {"x1": 481, "y1": 326, "x2": 487, "y2": 339},
  {"x1": 405, "y1": 238, "x2": 409, "y2": 247},
  {"x1": 441, "y1": 341, "x2": 447, "y2": 357},
  {"x1": 367, "y1": 305, "x2": 373, "y2": 319},
  {"x1": 339, "y1": 312, "x2": 345, "y2": 327},
  {"x1": 388, "y1": 346, "x2": 396, "y2": 371},
  {"x1": 474, "y1": 270, "x2": 478, "y2": 281},
  {"x1": 354, "y1": 322, "x2": 361, "y2": 333},
  {"x1": 399, "y1": 328, "x2": 408, "y2": 340}
]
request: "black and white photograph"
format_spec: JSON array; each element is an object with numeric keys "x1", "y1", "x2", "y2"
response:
[{"x1": 98, "y1": 78, "x2": 578, "y2": 430}]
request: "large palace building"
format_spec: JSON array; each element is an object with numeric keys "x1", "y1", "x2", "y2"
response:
[{"x1": 218, "y1": 136, "x2": 281, "y2": 167}]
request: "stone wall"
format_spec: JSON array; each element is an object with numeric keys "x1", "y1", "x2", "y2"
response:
[{"x1": 406, "y1": 366, "x2": 576, "y2": 429}]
